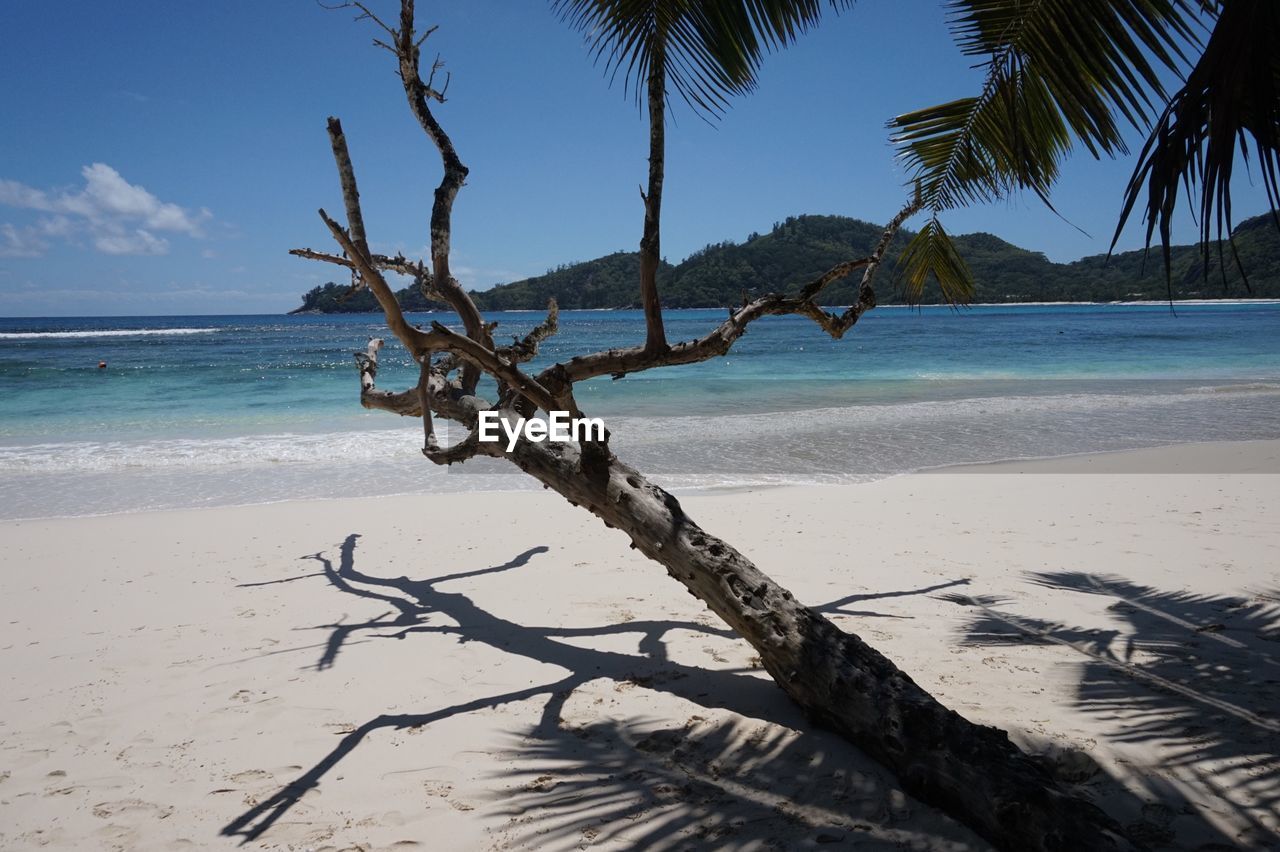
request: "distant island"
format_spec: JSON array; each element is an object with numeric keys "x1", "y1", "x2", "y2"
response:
[{"x1": 291, "y1": 212, "x2": 1280, "y2": 313}]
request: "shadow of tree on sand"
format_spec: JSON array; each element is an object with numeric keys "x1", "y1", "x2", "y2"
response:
[
  {"x1": 221, "y1": 532, "x2": 989, "y2": 849},
  {"x1": 490, "y1": 714, "x2": 981, "y2": 850},
  {"x1": 222, "y1": 536, "x2": 1248, "y2": 849},
  {"x1": 942, "y1": 572, "x2": 1280, "y2": 850}
]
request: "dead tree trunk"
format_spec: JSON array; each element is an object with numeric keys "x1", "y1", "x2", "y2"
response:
[{"x1": 500, "y1": 437, "x2": 1132, "y2": 852}]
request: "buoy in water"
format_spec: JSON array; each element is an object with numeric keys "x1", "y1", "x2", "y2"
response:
[{"x1": 98, "y1": 361, "x2": 107, "y2": 369}]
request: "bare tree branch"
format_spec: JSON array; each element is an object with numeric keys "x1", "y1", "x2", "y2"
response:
[
  {"x1": 319, "y1": 208, "x2": 434, "y2": 356},
  {"x1": 425, "y1": 321, "x2": 566, "y2": 417},
  {"x1": 537, "y1": 198, "x2": 921, "y2": 389},
  {"x1": 431, "y1": 349, "x2": 463, "y2": 377},
  {"x1": 342, "y1": 0, "x2": 396, "y2": 37},
  {"x1": 416, "y1": 358, "x2": 437, "y2": 452},
  {"x1": 290, "y1": 246, "x2": 402, "y2": 273},
  {"x1": 392, "y1": 0, "x2": 491, "y2": 392},
  {"x1": 423, "y1": 55, "x2": 450, "y2": 100},
  {"x1": 314, "y1": 1, "x2": 494, "y2": 392},
  {"x1": 320, "y1": 116, "x2": 559, "y2": 420},
  {"x1": 354, "y1": 337, "x2": 423, "y2": 417},
  {"x1": 350, "y1": 336, "x2": 510, "y2": 467},
  {"x1": 414, "y1": 23, "x2": 438, "y2": 49},
  {"x1": 326, "y1": 117, "x2": 371, "y2": 267},
  {"x1": 289, "y1": 247, "x2": 455, "y2": 305},
  {"x1": 354, "y1": 336, "x2": 484, "y2": 438},
  {"x1": 342, "y1": 284, "x2": 556, "y2": 433},
  {"x1": 803, "y1": 198, "x2": 922, "y2": 301},
  {"x1": 498, "y1": 299, "x2": 559, "y2": 365},
  {"x1": 355, "y1": 337, "x2": 382, "y2": 392},
  {"x1": 422, "y1": 426, "x2": 499, "y2": 466}
]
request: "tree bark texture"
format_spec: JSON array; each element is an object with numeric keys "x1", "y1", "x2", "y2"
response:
[
  {"x1": 501, "y1": 437, "x2": 1134, "y2": 852},
  {"x1": 639, "y1": 39, "x2": 669, "y2": 354}
]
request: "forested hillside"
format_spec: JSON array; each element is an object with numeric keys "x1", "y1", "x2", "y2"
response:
[{"x1": 292, "y1": 213, "x2": 1280, "y2": 313}]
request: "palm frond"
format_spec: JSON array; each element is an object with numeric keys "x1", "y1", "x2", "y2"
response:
[
  {"x1": 895, "y1": 216, "x2": 975, "y2": 305},
  {"x1": 553, "y1": 0, "x2": 851, "y2": 115},
  {"x1": 1112, "y1": 0, "x2": 1280, "y2": 290},
  {"x1": 889, "y1": 0, "x2": 1200, "y2": 215}
]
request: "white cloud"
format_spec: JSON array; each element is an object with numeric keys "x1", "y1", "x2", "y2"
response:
[
  {"x1": 94, "y1": 229, "x2": 168, "y2": 256},
  {"x1": 0, "y1": 181, "x2": 50, "y2": 210},
  {"x1": 0, "y1": 164, "x2": 211, "y2": 256},
  {"x1": 0, "y1": 224, "x2": 48, "y2": 258},
  {"x1": 38, "y1": 215, "x2": 74, "y2": 237}
]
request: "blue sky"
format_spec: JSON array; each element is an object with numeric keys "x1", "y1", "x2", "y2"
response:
[{"x1": 0, "y1": 1, "x2": 1270, "y2": 316}]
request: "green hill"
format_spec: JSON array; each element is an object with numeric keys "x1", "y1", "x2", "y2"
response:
[
  {"x1": 292, "y1": 213, "x2": 1280, "y2": 313},
  {"x1": 291, "y1": 279, "x2": 448, "y2": 314},
  {"x1": 470, "y1": 251, "x2": 671, "y2": 311}
]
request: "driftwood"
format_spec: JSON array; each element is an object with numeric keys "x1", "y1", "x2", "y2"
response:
[{"x1": 288, "y1": 3, "x2": 1134, "y2": 849}]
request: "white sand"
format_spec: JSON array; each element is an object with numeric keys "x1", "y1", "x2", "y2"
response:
[{"x1": 1, "y1": 440, "x2": 1277, "y2": 850}]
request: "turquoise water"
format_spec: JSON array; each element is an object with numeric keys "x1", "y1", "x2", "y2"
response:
[{"x1": 2, "y1": 303, "x2": 1280, "y2": 518}]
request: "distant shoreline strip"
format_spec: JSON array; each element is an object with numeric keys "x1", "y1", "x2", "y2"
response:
[{"x1": 0, "y1": 328, "x2": 218, "y2": 339}]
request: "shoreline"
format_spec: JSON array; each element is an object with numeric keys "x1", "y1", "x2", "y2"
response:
[
  {"x1": 7, "y1": 298, "x2": 1280, "y2": 321},
  {"x1": 4, "y1": 436, "x2": 1277, "y2": 525},
  {"x1": 1, "y1": 439, "x2": 1277, "y2": 848}
]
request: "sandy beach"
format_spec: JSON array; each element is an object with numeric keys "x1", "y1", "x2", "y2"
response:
[{"x1": 1, "y1": 440, "x2": 1277, "y2": 850}]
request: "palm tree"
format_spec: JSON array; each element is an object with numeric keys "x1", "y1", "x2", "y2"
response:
[
  {"x1": 280, "y1": 2, "x2": 1278, "y2": 849},
  {"x1": 892, "y1": 0, "x2": 1278, "y2": 295},
  {"x1": 553, "y1": 0, "x2": 857, "y2": 352}
]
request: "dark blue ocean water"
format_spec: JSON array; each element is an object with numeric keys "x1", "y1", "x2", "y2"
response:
[{"x1": 2, "y1": 303, "x2": 1279, "y2": 518}]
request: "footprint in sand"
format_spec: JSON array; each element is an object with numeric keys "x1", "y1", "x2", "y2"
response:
[
  {"x1": 702, "y1": 646, "x2": 729, "y2": 664},
  {"x1": 91, "y1": 798, "x2": 174, "y2": 820},
  {"x1": 525, "y1": 774, "x2": 557, "y2": 792},
  {"x1": 92, "y1": 822, "x2": 141, "y2": 849},
  {"x1": 15, "y1": 748, "x2": 51, "y2": 769},
  {"x1": 423, "y1": 781, "x2": 453, "y2": 798},
  {"x1": 228, "y1": 769, "x2": 275, "y2": 784}
]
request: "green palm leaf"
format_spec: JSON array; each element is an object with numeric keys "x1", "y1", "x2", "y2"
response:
[
  {"x1": 1113, "y1": 0, "x2": 1280, "y2": 290},
  {"x1": 891, "y1": 0, "x2": 1198, "y2": 213},
  {"x1": 896, "y1": 215, "x2": 975, "y2": 304},
  {"x1": 553, "y1": 0, "x2": 851, "y2": 115},
  {"x1": 886, "y1": 0, "x2": 1200, "y2": 303}
]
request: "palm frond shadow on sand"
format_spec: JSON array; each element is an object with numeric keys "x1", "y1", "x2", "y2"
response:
[
  {"x1": 943, "y1": 572, "x2": 1280, "y2": 850},
  {"x1": 222, "y1": 535, "x2": 1249, "y2": 850},
  {"x1": 491, "y1": 714, "x2": 978, "y2": 850}
]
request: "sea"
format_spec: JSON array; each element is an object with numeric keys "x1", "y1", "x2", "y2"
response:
[{"x1": 2, "y1": 302, "x2": 1280, "y2": 520}]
